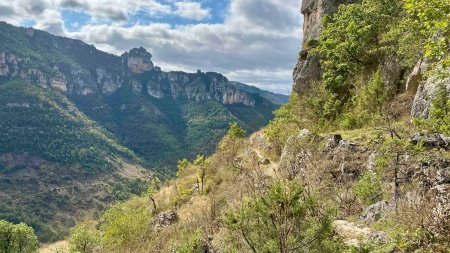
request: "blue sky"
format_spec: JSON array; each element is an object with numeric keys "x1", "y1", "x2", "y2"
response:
[{"x1": 0, "y1": 0, "x2": 303, "y2": 94}]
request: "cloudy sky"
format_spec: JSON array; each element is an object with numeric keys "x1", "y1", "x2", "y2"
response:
[{"x1": 0, "y1": 0, "x2": 303, "y2": 94}]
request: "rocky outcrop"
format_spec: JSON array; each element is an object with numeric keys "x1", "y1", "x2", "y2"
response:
[
  {"x1": 412, "y1": 67, "x2": 450, "y2": 117},
  {"x1": 154, "y1": 211, "x2": 179, "y2": 229},
  {"x1": 293, "y1": 0, "x2": 357, "y2": 94},
  {"x1": 333, "y1": 220, "x2": 389, "y2": 247},
  {"x1": 406, "y1": 59, "x2": 428, "y2": 94},
  {"x1": 143, "y1": 71, "x2": 256, "y2": 106},
  {"x1": 411, "y1": 133, "x2": 450, "y2": 150},
  {"x1": 359, "y1": 201, "x2": 390, "y2": 223},
  {"x1": 122, "y1": 47, "x2": 154, "y2": 74}
]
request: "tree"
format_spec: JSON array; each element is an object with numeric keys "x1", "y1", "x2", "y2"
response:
[
  {"x1": 224, "y1": 181, "x2": 344, "y2": 253},
  {"x1": 227, "y1": 122, "x2": 246, "y2": 139},
  {"x1": 68, "y1": 221, "x2": 100, "y2": 253},
  {"x1": 0, "y1": 220, "x2": 38, "y2": 253},
  {"x1": 404, "y1": 0, "x2": 450, "y2": 69},
  {"x1": 176, "y1": 158, "x2": 191, "y2": 177},
  {"x1": 193, "y1": 155, "x2": 209, "y2": 194},
  {"x1": 147, "y1": 177, "x2": 161, "y2": 214},
  {"x1": 315, "y1": 0, "x2": 401, "y2": 100},
  {"x1": 101, "y1": 197, "x2": 152, "y2": 249}
]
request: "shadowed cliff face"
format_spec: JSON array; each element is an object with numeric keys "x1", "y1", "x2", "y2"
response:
[{"x1": 293, "y1": 0, "x2": 357, "y2": 94}]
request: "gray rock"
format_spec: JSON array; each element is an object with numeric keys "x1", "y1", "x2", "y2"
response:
[
  {"x1": 325, "y1": 134, "x2": 342, "y2": 150},
  {"x1": 359, "y1": 201, "x2": 390, "y2": 223},
  {"x1": 412, "y1": 67, "x2": 450, "y2": 117},
  {"x1": 406, "y1": 59, "x2": 428, "y2": 94},
  {"x1": 411, "y1": 133, "x2": 450, "y2": 150},
  {"x1": 369, "y1": 231, "x2": 390, "y2": 244},
  {"x1": 293, "y1": 0, "x2": 358, "y2": 94},
  {"x1": 154, "y1": 211, "x2": 179, "y2": 229}
]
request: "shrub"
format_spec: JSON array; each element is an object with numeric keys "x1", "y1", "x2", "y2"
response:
[
  {"x1": 68, "y1": 221, "x2": 100, "y2": 253},
  {"x1": 0, "y1": 220, "x2": 38, "y2": 253},
  {"x1": 354, "y1": 172, "x2": 383, "y2": 206},
  {"x1": 101, "y1": 197, "x2": 153, "y2": 249},
  {"x1": 224, "y1": 180, "x2": 345, "y2": 253}
]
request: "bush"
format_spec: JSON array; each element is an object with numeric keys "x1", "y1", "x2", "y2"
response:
[
  {"x1": 354, "y1": 172, "x2": 383, "y2": 206},
  {"x1": 224, "y1": 180, "x2": 345, "y2": 252},
  {"x1": 68, "y1": 221, "x2": 100, "y2": 253},
  {"x1": 0, "y1": 220, "x2": 38, "y2": 253},
  {"x1": 101, "y1": 197, "x2": 153, "y2": 249}
]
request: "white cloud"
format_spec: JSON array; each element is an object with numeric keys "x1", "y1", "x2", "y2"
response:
[
  {"x1": 0, "y1": 0, "x2": 303, "y2": 94},
  {"x1": 174, "y1": 1, "x2": 210, "y2": 21}
]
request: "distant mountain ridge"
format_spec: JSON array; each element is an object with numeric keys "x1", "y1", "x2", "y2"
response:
[
  {"x1": 0, "y1": 21, "x2": 287, "y2": 166},
  {"x1": 0, "y1": 21, "x2": 287, "y2": 241}
]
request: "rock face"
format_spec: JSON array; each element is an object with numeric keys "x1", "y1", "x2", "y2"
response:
[
  {"x1": 293, "y1": 0, "x2": 357, "y2": 94},
  {"x1": 145, "y1": 71, "x2": 256, "y2": 106},
  {"x1": 0, "y1": 29, "x2": 258, "y2": 107},
  {"x1": 122, "y1": 47, "x2": 154, "y2": 74},
  {"x1": 406, "y1": 59, "x2": 428, "y2": 94},
  {"x1": 412, "y1": 67, "x2": 450, "y2": 117}
]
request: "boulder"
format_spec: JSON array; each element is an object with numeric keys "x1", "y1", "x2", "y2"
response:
[
  {"x1": 359, "y1": 201, "x2": 390, "y2": 223},
  {"x1": 154, "y1": 211, "x2": 179, "y2": 229}
]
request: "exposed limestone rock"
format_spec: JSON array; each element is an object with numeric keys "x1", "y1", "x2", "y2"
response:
[
  {"x1": 325, "y1": 134, "x2": 342, "y2": 150},
  {"x1": 333, "y1": 220, "x2": 389, "y2": 247},
  {"x1": 131, "y1": 80, "x2": 143, "y2": 95},
  {"x1": 333, "y1": 220, "x2": 372, "y2": 246},
  {"x1": 279, "y1": 129, "x2": 319, "y2": 179},
  {"x1": 67, "y1": 66, "x2": 97, "y2": 95},
  {"x1": 406, "y1": 59, "x2": 428, "y2": 94},
  {"x1": 411, "y1": 133, "x2": 450, "y2": 150},
  {"x1": 51, "y1": 77, "x2": 67, "y2": 92},
  {"x1": 293, "y1": 0, "x2": 357, "y2": 93},
  {"x1": 381, "y1": 57, "x2": 404, "y2": 95},
  {"x1": 412, "y1": 67, "x2": 450, "y2": 117},
  {"x1": 0, "y1": 52, "x2": 8, "y2": 76},
  {"x1": 154, "y1": 211, "x2": 179, "y2": 229},
  {"x1": 359, "y1": 201, "x2": 390, "y2": 223},
  {"x1": 22, "y1": 68, "x2": 48, "y2": 88},
  {"x1": 122, "y1": 47, "x2": 154, "y2": 74},
  {"x1": 96, "y1": 68, "x2": 120, "y2": 95}
]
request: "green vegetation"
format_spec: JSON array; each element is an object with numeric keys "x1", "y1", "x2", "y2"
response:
[
  {"x1": 0, "y1": 220, "x2": 38, "y2": 253},
  {"x1": 0, "y1": 81, "x2": 135, "y2": 170},
  {"x1": 227, "y1": 122, "x2": 246, "y2": 138},
  {"x1": 224, "y1": 180, "x2": 343, "y2": 253},
  {"x1": 354, "y1": 172, "x2": 383, "y2": 206},
  {"x1": 316, "y1": 0, "x2": 401, "y2": 100},
  {"x1": 68, "y1": 221, "x2": 100, "y2": 253},
  {"x1": 101, "y1": 197, "x2": 153, "y2": 250},
  {"x1": 404, "y1": 0, "x2": 450, "y2": 69}
]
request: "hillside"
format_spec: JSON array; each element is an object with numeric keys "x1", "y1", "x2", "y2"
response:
[
  {"x1": 0, "y1": 21, "x2": 287, "y2": 167},
  {"x1": 43, "y1": 0, "x2": 450, "y2": 252},
  {"x1": 0, "y1": 22, "x2": 286, "y2": 242},
  {"x1": 0, "y1": 80, "x2": 150, "y2": 241}
]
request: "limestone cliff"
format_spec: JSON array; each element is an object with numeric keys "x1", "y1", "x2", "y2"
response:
[
  {"x1": 0, "y1": 33, "x2": 255, "y2": 107},
  {"x1": 412, "y1": 67, "x2": 450, "y2": 117},
  {"x1": 293, "y1": 0, "x2": 357, "y2": 94}
]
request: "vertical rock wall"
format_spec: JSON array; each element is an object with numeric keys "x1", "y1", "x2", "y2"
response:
[{"x1": 293, "y1": 0, "x2": 357, "y2": 94}]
